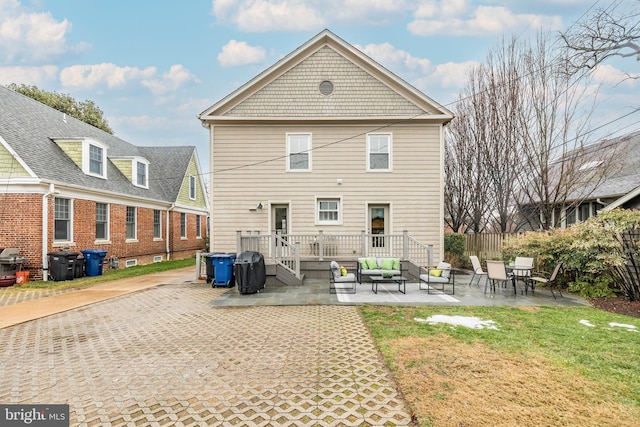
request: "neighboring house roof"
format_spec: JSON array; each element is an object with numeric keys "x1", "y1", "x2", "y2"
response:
[
  {"x1": 562, "y1": 130, "x2": 640, "y2": 206},
  {"x1": 0, "y1": 85, "x2": 198, "y2": 204},
  {"x1": 199, "y1": 29, "x2": 454, "y2": 123}
]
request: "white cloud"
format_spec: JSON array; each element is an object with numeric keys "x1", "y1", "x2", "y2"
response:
[
  {"x1": 0, "y1": 0, "x2": 88, "y2": 64},
  {"x1": 591, "y1": 63, "x2": 640, "y2": 86},
  {"x1": 108, "y1": 114, "x2": 170, "y2": 130},
  {"x1": 409, "y1": 4, "x2": 563, "y2": 36},
  {"x1": 141, "y1": 64, "x2": 201, "y2": 95},
  {"x1": 60, "y1": 63, "x2": 157, "y2": 90},
  {"x1": 430, "y1": 60, "x2": 477, "y2": 88},
  {"x1": 213, "y1": 0, "x2": 324, "y2": 32},
  {"x1": 0, "y1": 65, "x2": 58, "y2": 86},
  {"x1": 211, "y1": 0, "x2": 414, "y2": 31},
  {"x1": 356, "y1": 42, "x2": 432, "y2": 74},
  {"x1": 217, "y1": 40, "x2": 267, "y2": 67}
]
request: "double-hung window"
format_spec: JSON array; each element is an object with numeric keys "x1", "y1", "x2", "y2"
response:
[
  {"x1": 54, "y1": 198, "x2": 72, "y2": 241},
  {"x1": 133, "y1": 158, "x2": 149, "y2": 188},
  {"x1": 287, "y1": 133, "x2": 311, "y2": 171},
  {"x1": 195, "y1": 214, "x2": 202, "y2": 238},
  {"x1": 95, "y1": 203, "x2": 109, "y2": 240},
  {"x1": 317, "y1": 198, "x2": 341, "y2": 224},
  {"x1": 153, "y1": 210, "x2": 162, "y2": 239},
  {"x1": 89, "y1": 145, "x2": 103, "y2": 175},
  {"x1": 180, "y1": 213, "x2": 187, "y2": 238},
  {"x1": 126, "y1": 207, "x2": 137, "y2": 240},
  {"x1": 367, "y1": 133, "x2": 391, "y2": 171}
]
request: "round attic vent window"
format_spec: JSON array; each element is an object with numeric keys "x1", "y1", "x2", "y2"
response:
[{"x1": 319, "y1": 80, "x2": 334, "y2": 96}]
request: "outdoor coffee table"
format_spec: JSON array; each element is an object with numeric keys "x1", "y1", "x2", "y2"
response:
[{"x1": 370, "y1": 276, "x2": 407, "y2": 294}]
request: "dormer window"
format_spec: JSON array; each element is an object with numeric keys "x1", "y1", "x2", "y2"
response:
[
  {"x1": 133, "y1": 158, "x2": 149, "y2": 189},
  {"x1": 82, "y1": 139, "x2": 107, "y2": 179}
]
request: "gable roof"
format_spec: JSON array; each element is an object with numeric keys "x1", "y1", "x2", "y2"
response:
[
  {"x1": 0, "y1": 85, "x2": 197, "y2": 203},
  {"x1": 199, "y1": 29, "x2": 453, "y2": 123},
  {"x1": 562, "y1": 130, "x2": 640, "y2": 204}
]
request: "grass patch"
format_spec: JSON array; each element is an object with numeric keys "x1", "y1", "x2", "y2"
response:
[
  {"x1": 360, "y1": 305, "x2": 640, "y2": 427},
  {"x1": 18, "y1": 258, "x2": 196, "y2": 290}
]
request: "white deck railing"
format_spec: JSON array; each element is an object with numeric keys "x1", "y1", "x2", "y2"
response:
[{"x1": 236, "y1": 230, "x2": 434, "y2": 279}]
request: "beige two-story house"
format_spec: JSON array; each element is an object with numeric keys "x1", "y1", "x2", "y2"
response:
[{"x1": 199, "y1": 29, "x2": 453, "y2": 262}]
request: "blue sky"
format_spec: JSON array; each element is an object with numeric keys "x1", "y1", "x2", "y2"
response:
[{"x1": 1, "y1": 0, "x2": 638, "y2": 177}]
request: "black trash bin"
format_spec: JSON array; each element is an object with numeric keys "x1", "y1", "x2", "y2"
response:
[
  {"x1": 74, "y1": 257, "x2": 85, "y2": 278},
  {"x1": 234, "y1": 251, "x2": 266, "y2": 294},
  {"x1": 47, "y1": 251, "x2": 79, "y2": 281}
]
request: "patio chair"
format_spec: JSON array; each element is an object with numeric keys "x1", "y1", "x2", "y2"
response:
[
  {"x1": 485, "y1": 260, "x2": 514, "y2": 294},
  {"x1": 512, "y1": 256, "x2": 534, "y2": 293},
  {"x1": 329, "y1": 261, "x2": 357, "y2": 294},
  {"x1": 469, "y1": 255, "x2": 487, "y2": 288},
  {"x1": 530, "y1": 263, "x2": 563, "y2": 300},
  {"x1": 419, "y1": 261, "x2": 455, "y2": 295}
]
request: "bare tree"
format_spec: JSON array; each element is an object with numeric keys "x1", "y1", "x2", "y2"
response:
[
  {"x1": 562, "y1": 0, "x2": 640, "y2": 75},
  {"x1": 514, "y1": 34, "x2": 612, "y2": 230}
]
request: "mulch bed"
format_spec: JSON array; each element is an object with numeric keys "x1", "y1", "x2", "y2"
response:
[{"x1": 589, "y1": 296, "x2": 640, "y2": 318}]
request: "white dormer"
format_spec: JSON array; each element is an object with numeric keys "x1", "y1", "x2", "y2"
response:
[
  {"x1": 133, "y1": 156, "x2": 149, "y2": 189},
  {"x1": 110, "y1": 155, "x2": 150, "y2": 189},
  {"x1": 83, "y1": 138, "x2": 108, "y2": 179}
]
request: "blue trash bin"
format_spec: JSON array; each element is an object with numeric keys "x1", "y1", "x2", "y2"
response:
[
  {"x1": 212, "y1": 253, "x2": 236, "y2": 287},
  {"x1": 81, "y1": 249, "x2": 108, "y2": 276}
]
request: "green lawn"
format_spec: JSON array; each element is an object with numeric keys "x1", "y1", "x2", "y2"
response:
[{"x1": 361, "y1": 305, "x2": 640, "y2": 426}]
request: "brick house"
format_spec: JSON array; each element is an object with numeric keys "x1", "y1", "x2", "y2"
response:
[{"x1": 0, "y1": 85, "x2": 209, "y2": 280}]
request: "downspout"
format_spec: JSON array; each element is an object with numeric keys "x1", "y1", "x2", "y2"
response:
[
  {"x1": 42, "y1": 183, "x2": 57, "y2": 281},
  {"x1": 166, "y1": 203, "x2": 175, "y2": 260}
]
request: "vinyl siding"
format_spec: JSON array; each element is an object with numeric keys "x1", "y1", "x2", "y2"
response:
[
  {"x1": 177, "y1": 155, "x2": 207, "y2": 208},
  {"x1": 0, "y1": 144, "x2": 29, "y2": 177},
  {"x1": 210, "y1": 123, "x2": 443, "y2": 258},
  {"x1": 56, "y1": 141, "x2": 82, "y2": 168},
  {"x1": 226, "y1": 46, "x2": 427, "y2": 118},
  {"x1": 112, "y1": 159, "x2": 133, "y2": 181}
]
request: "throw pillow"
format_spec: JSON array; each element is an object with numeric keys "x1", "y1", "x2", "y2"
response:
[
  {"x1": 330, "y1": 261, "x2": 341, "y2": 280},
  {"x1": 429, "y1": 269, "x2": 442, "y2": 277},
  {"x1": 392, "y1": 258, "x2": 400, "y2": 270},
  {"x1": 365, "y1": 258, "x2": 378, "y2": 270},
  {"x1": 380, "y1": 258, "x2": 394, "y2": 270},
  {"x1": 436, "y1": 261, "x2": 451, "y2": 279},
  {"x1": 358, "y1": 258, "x2": 368, "y2": 269},
  {"x1": 340, "y1": 266, "x2": 347, "y2": 276}
]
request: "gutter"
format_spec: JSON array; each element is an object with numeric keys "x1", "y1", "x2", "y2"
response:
[
  {"x1": 41, "y1": 183, "x2": 58, "y2": 281},
  {"x1": 166, "y1": 203, "x2": 175, "y2": 260}
]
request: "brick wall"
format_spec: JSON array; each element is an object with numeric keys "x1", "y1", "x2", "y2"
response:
[{"x1": 0, "y1": 194, "x2": 207, "y2": 280}]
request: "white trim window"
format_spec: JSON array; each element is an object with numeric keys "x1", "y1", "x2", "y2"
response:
[
  {"x1": 95, "y1": 202, "x2": 109, "y2": 241},
  {"x1": 316, "y1": 198, "x2": 341, "y2": 225},
  {"x1": 126, "y1": 206, "x2": 137, "y2": 240},
  {"x1": 54, "y1": 197, "x2": 72, "y2": 242},
  {"x1": 153, "y1": 210, "x2": 162, "y2": 239},
  {"x1": 367, "y1": 133, "x2": 392, "y2": 171},
  {"x1": 82, "y1": 139, "x2": 108, "y2": 179},
  {"x1": 195, "y1": 214, "x2": 202, "y2": 238},
  {"x1": 189, "y1": 175, "x2": 196, "y2": 200},
  {"x1": 180, "y1": 213, "x2": 187, "y2": 238},
  {"x1": 133, "y1": 158, "x2": 149, "y2": 189},
  {"x1": 287, "y1": 133, "x2": 311, "y2": 171}
]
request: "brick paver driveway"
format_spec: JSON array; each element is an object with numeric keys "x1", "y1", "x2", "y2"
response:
[{"x1": 0, "y1": 281, "x2": 413, "y2": 426}]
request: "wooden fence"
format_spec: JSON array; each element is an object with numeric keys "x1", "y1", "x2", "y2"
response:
[{"x1": 463, "y1": 233, "x2": 521, "y2": 265}]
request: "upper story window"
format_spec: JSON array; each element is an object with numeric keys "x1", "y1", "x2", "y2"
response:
[
  {"x1": 133, "y1": 158, "x2": 149, "y2": 189},
  {"x1": 189, "y1": 175, "x2": 196, "y2": 200},
  {"x1": 367, "y1": 133, "x2": 392, "y2": 171},
  {"x1": 287, "y1": 133, "x2": 311, "y2": 171},
  {"x1": 83, "y1": 139, "x2": 108, "y2": 179}
]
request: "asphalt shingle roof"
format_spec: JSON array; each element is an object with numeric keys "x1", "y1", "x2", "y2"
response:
[{"x1": 0, "y1": 85, "x2": 195, "y2": 203}]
